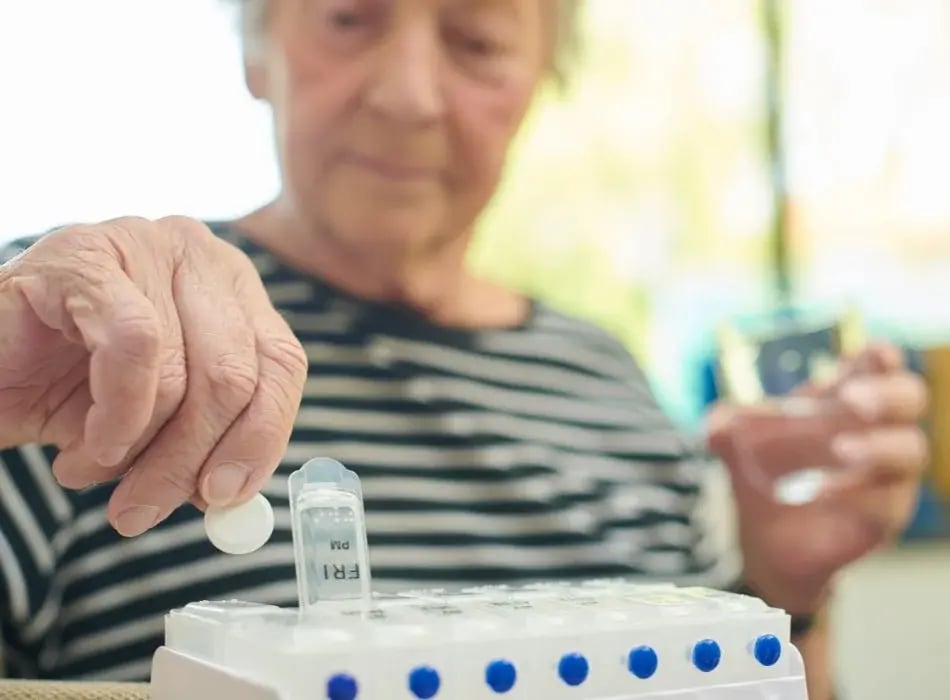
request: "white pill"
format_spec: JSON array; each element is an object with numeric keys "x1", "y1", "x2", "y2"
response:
[
  {"x1": 204, "y1": 493, "x2": 275, "y2": 555},
  {"x1": 773, "y1": 468, "x2": 830, "y2": 506}
]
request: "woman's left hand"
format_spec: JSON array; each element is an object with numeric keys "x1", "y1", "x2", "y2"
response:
[{"x1": 708, "y1": 342, "x2": 929, "y2": 614}]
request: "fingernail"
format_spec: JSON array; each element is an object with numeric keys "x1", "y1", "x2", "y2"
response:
[
  {"x1": 832, "y1": 434, "x2": 869, "y2": 467},
  {"x1": 114, "y1": 505, "x2": 160, "y2": 537},
  {"x1": 840, "y1": 381, "x2": 880, "y2": 421},
  {"x1": 204, "y1": 462, "x2": 250, "y2": 505},
  {"x1": 98, "y1": 444, "x2": 131, "y2": 468}
]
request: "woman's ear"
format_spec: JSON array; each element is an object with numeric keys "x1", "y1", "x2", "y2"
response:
[
  {"x1": 244, "y1": 55, "x2": 269, "y2": 101},
  {"x1": 239, "y1": 0, "x2": 272, "y2": 101}
]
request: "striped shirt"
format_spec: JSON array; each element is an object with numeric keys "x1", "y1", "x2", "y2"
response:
[{"x1": 0, "y1": 223, "x2": 739, "y2": 681}]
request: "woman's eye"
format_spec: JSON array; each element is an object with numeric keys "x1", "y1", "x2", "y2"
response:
[
  {"x1": 449, "y1": 30, "x2": 504, "y2": 58},
  {"x1": 327, "y1": 10, "x2": 364, "y2": 30},
  {"x1": 459, "y1": 35, "x2": 496, "y2": 55},
  {"x1": 297, "y1": 0, "x2": 384, "y2": 49}
]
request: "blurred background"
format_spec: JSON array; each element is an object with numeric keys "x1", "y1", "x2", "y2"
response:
[{"x1": 1, "y1": 1, "x2": 949, "y2": 697}]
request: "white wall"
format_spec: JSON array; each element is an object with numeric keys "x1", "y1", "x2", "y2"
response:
[
  {"x1": 832, "y1": 544, "x2": 950, "y2": 699},
  {"x1": 0, "y1": 0, "x2": 279, "y2": 242}
]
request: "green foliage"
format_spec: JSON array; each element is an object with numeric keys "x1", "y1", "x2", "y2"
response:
[{"x1": 468, "y1": 1, "x2": 773, "y2": 422}]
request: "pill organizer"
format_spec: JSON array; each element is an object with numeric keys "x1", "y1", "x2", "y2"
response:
[
  {"x1": 150, "y1": 459, "x2": 808, "y2": 699},
  {"x1": 150, "y1": 580, "x2": 807, "y2": 699}
]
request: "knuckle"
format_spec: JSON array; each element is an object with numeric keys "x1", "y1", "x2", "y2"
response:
[
  {"x1": 110, "y1": 312, "x2": 163, "y2": 364},
  {"x1": 157, "y1": 215, "x2": 215, "y2": 244},
  {"x1": 256, "y1": 408, "x2": 291, "y2": 440},
  {"x1": 215, "y1": 247, "x2": 254, "y2": 287},
  {"x1": 206, "y1": 351, "x2": 259, "y2": 409},
  {"x1": 156, "y1": 216, "x2": 217, "y2": 267},
  {"x1": 41, "y1": 223, "x2": 140, "y2": 280},
  {"x1": 910, "y1": 427, "x2": 930, "y2": 466},
  {"x1": 227, "y1": 244, "x2": 261, "y2": 278},
  {"x1": 52, "y1": 227, "x2": 116, "y2": 271},
  {"x1": 244, "y1": 411, "x2": 293, "y2": 459},
  {"x1": 53, "y1": 224, "x2": 104, "y2": 250},
  {"x1": 263, "y1": 332, "x2": 310, "y2": 386},
  {"x1": 150, "y1": 465, "x2": 199, "y2": 502},
  {"x1": 157, "y1": 349, "x2": 188, "y2": 411},
  {"x1": 875, "y1": 341, "x2": 903, "y2": 364},
  {"x1": 101, "y1": 217, "x2": 159, "y2": 259},
  {"x1": 104, "y1": 215, "x2": 155, "y2": 235}
]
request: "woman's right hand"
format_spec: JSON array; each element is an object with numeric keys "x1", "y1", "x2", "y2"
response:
[{"x1": 0, "y1": 216, "x2": 308, "y2": 537}]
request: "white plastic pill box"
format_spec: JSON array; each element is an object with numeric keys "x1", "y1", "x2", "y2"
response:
[{"x1": 150, "y1": 579, "x2": 808, "y2": 700}]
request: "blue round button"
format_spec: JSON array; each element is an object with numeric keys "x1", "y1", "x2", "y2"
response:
[
  {"x1": 326, "y1": 673, "x2": 358, "y2": 700},
  {"x1": 692, "y1": 639, "x2": 721, "y2": 673},
  {"x1": 558, "y1": 652, "x2": 589, "y2": 687},
  {"x1": 408, "y1": 666, "x2": 441, "y2": 699},
  {"x1": 627, "y1": 645, "x2": 658, "y2": 679},
  {"x1": 485, "y1": 659, "x2": 517, "y2": 694},
  {"x1": 753, "y1": 634, "x2": 782, "y2": 667}
]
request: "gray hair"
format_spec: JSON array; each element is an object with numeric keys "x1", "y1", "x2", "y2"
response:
[{"x1": 232, "y1": 0, "x2": 581, "y2": 86}]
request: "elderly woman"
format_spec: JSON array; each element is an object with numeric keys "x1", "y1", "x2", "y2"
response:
[{"x1": 0, "y1": 1, "x2": 928, "y2": 697}]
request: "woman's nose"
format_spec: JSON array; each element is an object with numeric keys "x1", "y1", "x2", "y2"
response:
[{"x1": 364, "y1": 24, "x2": 445, "y2": 126}]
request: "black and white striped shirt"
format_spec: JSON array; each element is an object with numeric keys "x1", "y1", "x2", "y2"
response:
[{"x1": 0, "y1": 223, "x2": 739, "y2": 681}]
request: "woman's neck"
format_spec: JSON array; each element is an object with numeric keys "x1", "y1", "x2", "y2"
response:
[{"x1": 233, "y1": 203, "x2": 529, "y2": 331}]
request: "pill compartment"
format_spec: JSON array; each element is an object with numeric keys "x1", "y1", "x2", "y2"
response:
[
  {"x1": 289, "y1": 458, "x2": 372, "y2": 610},
  {"x1": 295, "y1": 493, "x2": 367, "y2": 604}
]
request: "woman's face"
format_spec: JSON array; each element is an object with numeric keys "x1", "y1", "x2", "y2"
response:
[{"x1": 253, "y1": 0, "x2": 549, "y2": 258}]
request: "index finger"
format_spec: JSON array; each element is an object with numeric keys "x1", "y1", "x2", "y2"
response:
[
  {"x1": 839, "y1": 372, "x2": 929, "y2": 425},
  {"x1": 18, "y1": 267, "x2": 161, "y2": 466},
  {"x1": 852, "y1": 342, "x2": 905, "y2": 375},
  {"x1": 832, "y1": 426, "x2": 929, "y2": 480}
]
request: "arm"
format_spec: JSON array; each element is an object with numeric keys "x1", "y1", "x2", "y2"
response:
[
  {"x1": 731, "y1": 579, "x2": 835, "y2": 698},
  {"x1": 795, "y1": 607, "x2": 834, "y2": 700}
]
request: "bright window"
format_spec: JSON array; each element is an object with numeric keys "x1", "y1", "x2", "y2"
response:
[{"x1": 0, "y1": 0, "x2": 278, "y2": 238}]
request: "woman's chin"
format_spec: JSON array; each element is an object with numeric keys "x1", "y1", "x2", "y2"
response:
[{"x1": 330, "y1": 210, "x2": 446, "y2": 254}]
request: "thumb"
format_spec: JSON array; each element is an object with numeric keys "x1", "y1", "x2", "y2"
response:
[{"x1": 15, "y1": 266, "x2": 163, "y2": 467}]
